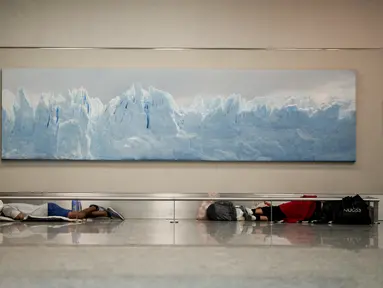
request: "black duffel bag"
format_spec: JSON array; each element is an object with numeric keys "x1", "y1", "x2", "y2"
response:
[{"x1": 321, "y1": 195, "x2": 371, "y2": 225}]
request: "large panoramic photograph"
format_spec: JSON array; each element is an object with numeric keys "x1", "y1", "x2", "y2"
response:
[{"x1": 2, "y1": 68, "x2": 356, "y2": 162}]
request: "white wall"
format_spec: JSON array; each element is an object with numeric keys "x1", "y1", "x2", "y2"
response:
[
  {"x1": 0, "y1": 0, "x2": 382, "y2": 197},
  {"x1": 1, "y1": 0, "x2": 382, "y2": 48}
]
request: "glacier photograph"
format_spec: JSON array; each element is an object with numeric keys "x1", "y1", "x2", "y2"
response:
[{"x1": 1, "y1": 68, "x2": 356, "y2": 162}]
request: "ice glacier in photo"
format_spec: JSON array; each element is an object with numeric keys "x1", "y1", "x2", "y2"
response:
[{"x1": 1, "y1": 69, "x2": 356, "y2": 162}]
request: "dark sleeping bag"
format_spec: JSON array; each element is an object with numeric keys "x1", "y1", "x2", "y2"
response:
[{"x1": 206, "y1": 201, "x2": 237, "y2": 221}]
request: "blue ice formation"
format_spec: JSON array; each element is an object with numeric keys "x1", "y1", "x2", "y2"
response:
[{"x1": 1, "y1": 85, "x2": 356, "y2": 161}]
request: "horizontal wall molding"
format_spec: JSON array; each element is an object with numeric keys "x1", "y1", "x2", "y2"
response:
[{"x1": 0, "y1": 46, "x2": 382, "y2": 51}]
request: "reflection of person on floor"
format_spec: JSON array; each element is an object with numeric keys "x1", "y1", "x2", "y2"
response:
[
  {"x1": 0, "y1": 220, "x2": 124, "y2": 246},
  {"x1": 0, "y1": 202, "x2": 124, "y2": 220},
  {"x1": 0, "y1": 222, "x2": 51, "y2": 244}
]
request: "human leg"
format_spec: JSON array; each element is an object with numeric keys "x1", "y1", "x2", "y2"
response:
[
  {"x1": 48, "y1": 202, "x2": 95, "y2": 219},
  {"x1": 67, "y1": 206, "x2": 98, "y2": 219},
  {"x1": 252, "y1": 206, "x2": 286, "y2": 221},
  {"x1": 48, "y1": 203, "x2": 115, "y2": 219},
  {"x1": 90, "y1": 210, "x2": 109, "y2": 218},
  {"x1": 88, "y1": 205, "x2": 125, "y2": 220},
  {"x1": 48, "y1": 203, "x2": 73, "y2": 218}
]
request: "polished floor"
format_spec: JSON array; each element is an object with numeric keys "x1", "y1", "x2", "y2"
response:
[{"x1": 0, "y1": 220, "x2": 382, "y2": 287}]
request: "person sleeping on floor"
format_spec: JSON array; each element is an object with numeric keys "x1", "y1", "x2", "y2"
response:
[
  {"x1": 197, "y1": 193, "x2": 321, "y2": 223},
  {"x1": 0, "y1": 201, "x2": 124, "y2": 221},
  {"x1": 197, "y1": 193, "x2": 372, "y2": 224}
]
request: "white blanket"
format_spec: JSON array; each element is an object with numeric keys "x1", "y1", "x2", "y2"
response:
[{"x1": 0, "y1": 215, "x2": 82, "y2": 222}]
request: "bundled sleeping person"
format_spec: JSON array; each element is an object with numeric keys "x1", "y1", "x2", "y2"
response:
[
  {"x1": 198, "y1": 193, "x2": 372, "y2": 224},
  {"x1": 199, "y1": 196, "x2": 320, "y2": 223}
]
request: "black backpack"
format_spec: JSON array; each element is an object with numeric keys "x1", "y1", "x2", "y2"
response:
[
  {"x1": 321, "y1": 195, "x2": 371, "y2": 225},
  {"x1": 206, "y1": 201, "x2": 237, "y2": 221}
]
